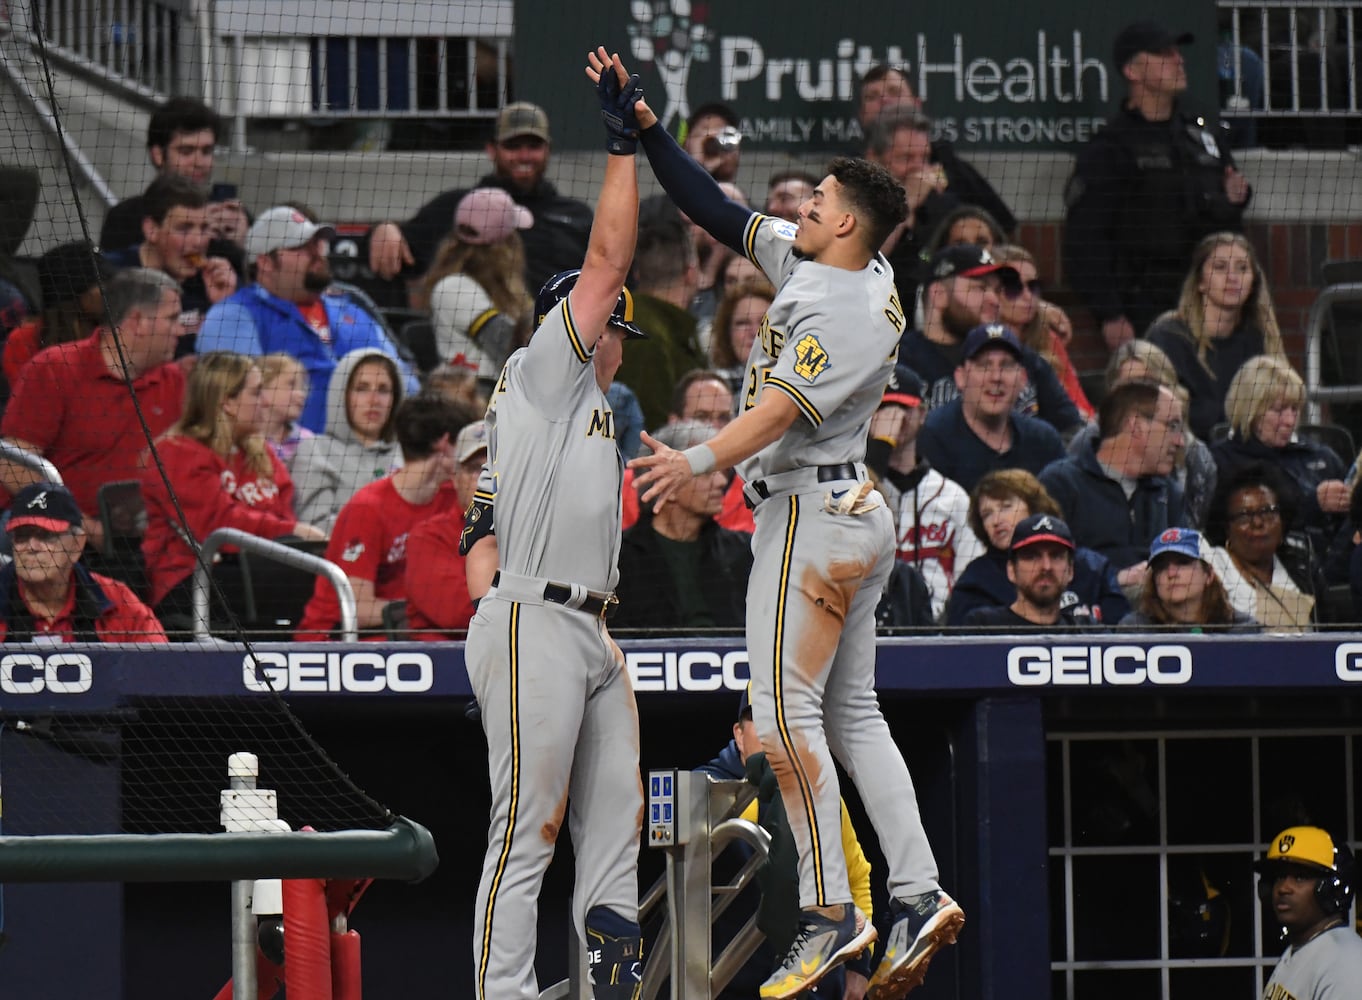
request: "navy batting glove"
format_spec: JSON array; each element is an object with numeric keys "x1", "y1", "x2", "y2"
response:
[{"x1": 598, "y1": 69, "x2": 643, "y2": 155}]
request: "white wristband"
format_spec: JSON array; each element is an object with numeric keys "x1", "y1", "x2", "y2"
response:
[{"x1": 682, "y1": 444, "x2": 716, "y2": 476}]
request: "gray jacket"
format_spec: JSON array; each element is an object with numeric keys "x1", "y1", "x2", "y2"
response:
[{"x1": 290, "y1": 347, "x2": 404, "y2": 532}]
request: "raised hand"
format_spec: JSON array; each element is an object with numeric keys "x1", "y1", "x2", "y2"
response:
[{"x1": 586, "y1": 47, "x2": 643, "y2": 154}]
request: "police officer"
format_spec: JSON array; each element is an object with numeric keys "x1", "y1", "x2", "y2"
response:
[{"x1": 1063, "y1": 21, "x2": 1252, "y2": 352}]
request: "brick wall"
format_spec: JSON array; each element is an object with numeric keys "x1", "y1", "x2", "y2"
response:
[{"x1": 1015, "y1": 221, "x2": 1362, "y2": 378}]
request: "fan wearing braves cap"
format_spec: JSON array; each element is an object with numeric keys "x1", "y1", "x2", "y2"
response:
[
  {"x1": 418, "y1": 187, "x2": 535, "y2": 391},
  {"x1": 866, "y1": 364, "x2": 984, "y2": 621},
  {"x1": 897, "y1": 245, "x2": 1082, "y2": 436},
  {"x1": 1063, "y1": 20, "x2": 1251, "y2": 351},
  {"x1": 1255, "y1": 826, "x2": 1362, "y2": 998},
  {"x1": 1119, "y1": 526, "x2": 1257, "y2": 631},
  {"x1": 917, "y1": 324, "x2": 1066, "y2": 494},
  {"x1": 366, "y1": 100, "x2": 595, "y2": 294},
  {"x1": 463, "y1": 49, "x2": 648, "y2": 1000},
  {"x1": 199, "y1": 205, "x2": 416, "y2": 434},
  {"x1": 960, "y1": 513, "x2": 1099, "y2": 630},
  {"x1": 0, "y1": 482, "x2": 165, "y2": 642}
]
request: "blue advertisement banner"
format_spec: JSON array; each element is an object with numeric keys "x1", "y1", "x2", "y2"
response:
[{"x1": 1, "y1": 635, "x2": 1360, "y2": 712}]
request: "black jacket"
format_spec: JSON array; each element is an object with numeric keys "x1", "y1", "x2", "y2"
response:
[
  {"x1": 613, "y1": 514, "x2": 753, "y2": 631},
  {"x1": 1209, "y1": 432, "x2": 1347, "y2": 560},
  {"x1": 1063, "y1": 103, "x2": 1248, "y2": 332},
  {"x1": 1040, "y1": 439, "x2": 1185, "y2": 569}
]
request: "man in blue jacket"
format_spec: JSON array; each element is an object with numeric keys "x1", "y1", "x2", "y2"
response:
[
  {"x1": 198, "y1": 206, "x2": 415, "y2": 433},
  {"x1": 1040, "y1": 379, "x2": 1185, "y2": 587}
]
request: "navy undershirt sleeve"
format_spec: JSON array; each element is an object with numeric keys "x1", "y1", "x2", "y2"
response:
[{"x1": 638, "y1": 124, "x2": 752, "y2": 256}]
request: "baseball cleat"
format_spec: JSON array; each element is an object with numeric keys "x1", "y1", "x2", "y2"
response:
[
  {"x1": 760, "y1": 904, "x2": 876, "y2": 999},
  {"x1": 584, "y1": 906, "x2": 643, "y2": 1000},
  {"x1": 866, "y1": 890, "x2": 965, "y2": 1000}
]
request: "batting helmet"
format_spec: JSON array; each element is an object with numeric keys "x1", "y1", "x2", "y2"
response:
[
  {"x1": 1254, "y1": 826, "x2": 1355, "y2": 915},
  {"x1": 534, "y1": 269, "x2": 646, "y2": 338}
]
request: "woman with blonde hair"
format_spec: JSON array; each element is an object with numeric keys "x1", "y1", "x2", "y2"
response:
[
  {"x1": 416, "y1": 188, "x2": 534, "y2": 391},
  {"x1": 709, "y1": 277, "x2": 775, "y2": 397},
  {"x1": 1146, "y1": 232, "x2": 1285, "y2": 438},
  {"x1": 992, "y1": 244, "x2": 1093, "y2": 420},
  {"x1": 1211, "y1": 354, "x2": 1348, "y2": 562},
  {"x1": 140, "y1": 351, "x2": 324, "y2": 620}
]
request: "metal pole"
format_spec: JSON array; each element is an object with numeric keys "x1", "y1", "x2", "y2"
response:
[{"x1": 228, "y1": 752, "x2": 259, "y2": 1000}]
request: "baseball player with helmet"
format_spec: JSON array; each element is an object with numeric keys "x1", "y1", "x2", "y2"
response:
[
  {"x1": 463, "y1": 50, "x2": 647, "y2": 1000},
  {"x1": 594, "y1": 49, "x2": 963, "y2": 1000},
  {"x1": 1256, "y1": 826, "x2": 1362, "y2": 999}
]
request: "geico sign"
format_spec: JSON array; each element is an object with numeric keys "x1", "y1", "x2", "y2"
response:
[
  {"x1": 243, "y1": 652, "x2": 433, "y2": 693},
  {"x1": 1333, "y1": 642, "x2": 1362, "y2": 681},
  {"x1": 0, "y1": 653, "x2": 93, "y2": 694},
  {"x1": 627, "y1": 650, "x2": 750, "y2": 693},
  {"x1": 1008, "y1": 645, "x2": 1192, "y2": 686}
]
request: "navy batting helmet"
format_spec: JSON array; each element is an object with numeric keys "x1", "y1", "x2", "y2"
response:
[{"x1": 534, "y1": 269, "x2": 646, "y2": 339}]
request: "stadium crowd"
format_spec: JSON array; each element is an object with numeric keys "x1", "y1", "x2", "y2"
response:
[{"x1": 1, "y1": 22, "x2": 1359, "y2": 643}]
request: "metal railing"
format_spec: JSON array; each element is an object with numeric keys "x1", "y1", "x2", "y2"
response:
[
  {"x1": 0, "y1": 439, "x2": 64, "y2": 485},
  {"x1": 192, "y1": 527, "x2": 357, "y2": 641},
  {"x1": 1218, "y1": 1, "x2": 1361, "y2": 117},
  {"x1": 25, "y1": 0, "x2": 210, "y2": 102},
  {"x1": 1304, "y1": 282, "x2": 1362, "y2": 423}
]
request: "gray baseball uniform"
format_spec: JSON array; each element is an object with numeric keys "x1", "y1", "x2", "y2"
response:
[
  {"x1": 466, "y1": 298, "x2": 642, "y2": 1000},
  {"x1": 737, "y1": 212, "x2": 942, "y2": 910},
  {"x1": 1263, "y1": 923, "x2": 1362, "y2": 999}
]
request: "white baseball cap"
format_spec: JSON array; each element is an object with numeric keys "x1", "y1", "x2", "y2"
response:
[
  {"x1": 245, "y1": 206, "x2": 336, "y2": 258},
  {"x1": 454, "y1": 420, "x2": 489, "y2": 463}
]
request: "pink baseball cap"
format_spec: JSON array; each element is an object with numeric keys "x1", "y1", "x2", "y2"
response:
[{"x1": 454, "y1": 188, "x2": 533, "y2": 246}]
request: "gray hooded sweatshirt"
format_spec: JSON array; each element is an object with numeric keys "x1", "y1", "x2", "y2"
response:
[{"x1": 291, "y1": 347, "x2": 405, "y2": 532}]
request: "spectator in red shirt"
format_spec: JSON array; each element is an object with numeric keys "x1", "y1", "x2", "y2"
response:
[
  {"x1": 0, "y1": 482, "x2": 165, "y2": 642},
  {"x1": 2, "y1": 268, "x2": 186, "y2": 549},
  {"x1": 296, "y1": 393, "x2": 468, "y2": 639},
  {"x1": 403, "y1": 417, "x2": 486, "y2": 639},
  {"x1": 141, "y1": 351, "x2": 325, "y2": 619}
]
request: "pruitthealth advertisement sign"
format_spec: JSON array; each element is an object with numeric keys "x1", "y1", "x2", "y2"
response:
[{"x1": 520, "y1": 2, "x2": 1219, "y2": 151}]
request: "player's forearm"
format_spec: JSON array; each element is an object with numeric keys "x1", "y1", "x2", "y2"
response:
[
  {"x1": 581, "y1": 153, "x2": 639, "y2": 289},
  {"x1": 638, "y1": 124, "x2": 749, "y2": 252},
  {"x1": 696, "y1": 393, "x2": 799, "y2": 472}
]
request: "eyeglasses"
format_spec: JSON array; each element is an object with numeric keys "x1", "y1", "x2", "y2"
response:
[
  {"x1": 1228, "y1": 505, "x2": 1281, "y2": 525},
  {"x1": 1001, "y1": 279, "x2": 1043, "y2": 301},
  {"x1": 1141, "y1": 413, "x2": 1185, "y2": 436},
  {"x1": 10, "y1": 526, "x2": 76, "y2": 545}
]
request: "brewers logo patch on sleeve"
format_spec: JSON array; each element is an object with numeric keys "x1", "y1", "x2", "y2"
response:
[{"x1": 791, "y1": 334, "x2": 831, "y2": 382}]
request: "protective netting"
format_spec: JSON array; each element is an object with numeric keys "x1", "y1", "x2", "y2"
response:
[{"x1": 1, "y1": 1, "x2": 1362, "y2": 832}]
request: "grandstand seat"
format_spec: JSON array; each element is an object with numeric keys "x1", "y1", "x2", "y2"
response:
[
  {"x1": 228, "y1": 536, "x2": 329, "y2": 634},
  {"x1": 382, "y1": 599, "x2": 408, "y2": 639},
  {"x1": 88, "y1": 479, "x2": 148, "y2": 599},
  {"x1": 398, "y1": 317, "x2": 441, "y2": 374}
]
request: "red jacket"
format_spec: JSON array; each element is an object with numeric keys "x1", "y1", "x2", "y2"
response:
[
  {"x1": 141, "y1": 436, "x2": 300, "y2": 605},
  {"x1": 0, "y1": 563, "x2": 166, "y2": 643},
  {"x1": 403, "y1": 505, "x2": 476, "y2": 640}
]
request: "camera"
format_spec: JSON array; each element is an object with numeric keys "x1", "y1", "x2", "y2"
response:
[{"x1": 702, "y1": 127, "x2": 742, "y2": 157}]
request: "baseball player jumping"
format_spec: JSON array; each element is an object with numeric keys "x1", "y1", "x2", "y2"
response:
[
  {"x1": 463, "y1": 50, "x2": 647, "y2": 1000},
  {"x1": 599, "y1": 50, "x2": 964, "y2": 1000}
]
